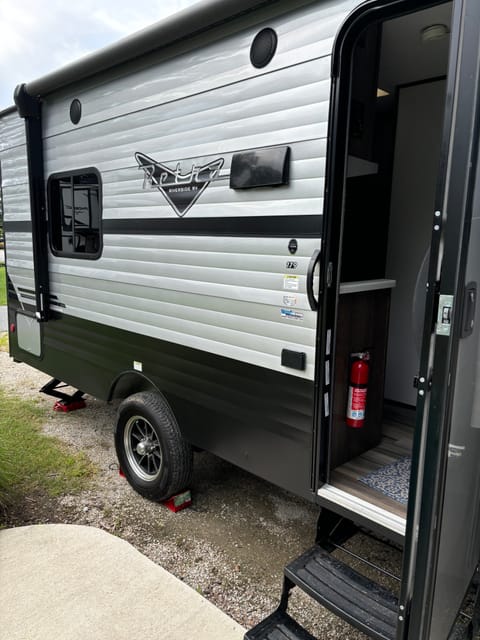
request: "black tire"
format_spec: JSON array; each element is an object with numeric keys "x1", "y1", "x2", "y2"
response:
[{"x1": 114, "y1": 391, "x2": 192, "y2": 502}]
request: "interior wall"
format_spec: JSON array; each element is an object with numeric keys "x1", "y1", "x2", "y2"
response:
[{"x1": 384, "y1": 80, "x2": 446, "y2": 406}]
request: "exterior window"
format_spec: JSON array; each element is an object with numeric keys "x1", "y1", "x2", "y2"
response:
[{"x1": 48, "y1": 170, "x2": 102, "y2": 258}]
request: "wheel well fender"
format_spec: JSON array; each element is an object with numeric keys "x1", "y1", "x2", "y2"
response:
[{"x1": 108, "y1": 370, "x2": 160, "y2": 402}]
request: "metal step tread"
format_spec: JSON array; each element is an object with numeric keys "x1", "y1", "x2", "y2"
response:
[
  {"x1": 285, "y1": 545, "x2": 398, "y2": 640},
  {"x1": 244, "y1": 610, "x2": 316, "y2": 640}
]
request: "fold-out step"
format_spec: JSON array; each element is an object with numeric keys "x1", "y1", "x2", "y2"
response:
[
  {"x1": 285, "y1": 546, "x2": 398, "y2": 640},
  {"x1": 244, "y1": 610, "x2": 316, "y2": 640}
]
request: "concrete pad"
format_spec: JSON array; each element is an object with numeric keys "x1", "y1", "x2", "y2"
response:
[{"x1": 0, "y1": 524, "x2": 245, "y2": 640}]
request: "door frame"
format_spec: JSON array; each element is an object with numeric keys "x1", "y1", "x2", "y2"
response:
[
  {"x1": 316, "y1": 0, "x2": 480, "y2": 637},
  {"x1": 314, "y1": 0, "x2": 446, "y2": 491},
  {"x1": 397, "y1": 0, "x2": 480, "y2": 636}
]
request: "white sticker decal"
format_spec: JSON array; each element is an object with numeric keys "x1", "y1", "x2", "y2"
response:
[
  {"x1": 284, "y1": 275, "x2": 299, "y2": 291},
  {"x1": 324, "y1": 392, "x2": 330, "y2": 417},
  {"x1": 133, "y1": 361, "x2": 143, "y2": 372},
  {"x1": 283, "y1": 295, "x2": 297, "y2": 307},
  {"x1": 325, "y1": 359, "x2": 330, "y2": 386},
  {"x1": 280, "y1": 308, "x2": 304, "y2": 321}
]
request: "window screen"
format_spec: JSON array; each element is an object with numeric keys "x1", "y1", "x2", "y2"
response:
[{"x1": 49, "y1": 170, "x2": 102, "y2": 258}]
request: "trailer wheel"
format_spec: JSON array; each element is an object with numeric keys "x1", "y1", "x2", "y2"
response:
[{"x1": 115, "y1": 391, "x2": 192, "y2": 502}]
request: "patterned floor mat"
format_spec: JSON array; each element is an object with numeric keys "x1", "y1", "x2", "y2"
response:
[{"x1": 359, "y1": 456, "x2": 411, "y2": 505}]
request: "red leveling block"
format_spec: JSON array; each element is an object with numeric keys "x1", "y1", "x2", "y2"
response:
[
  {"x1": 40, "y1": 379, "x2": 87, "y2": 413},
  {"x1": 118, "y1": 468, "x2": 192, "y2": 512},
  {"x1": 162, "y1": 490, "x2": 192, "y2": 513},
  {"x1": 53, "y1": 399, "x2": 87, "y2": 412}
]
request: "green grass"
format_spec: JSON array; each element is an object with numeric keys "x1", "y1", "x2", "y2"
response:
[
  {"x1": 0, "y1": 389, "x2": 96, "y2": 508},
  {"x1": 0, "y1": 266, "x2": 5, "y2": 306},
  {"x1": 0, "y1": 333, "x2": 7, "y2": 352}
]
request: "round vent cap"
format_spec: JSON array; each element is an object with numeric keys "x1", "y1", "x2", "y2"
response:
[
  {"x1": 250, "y1": 28, "x2": 277, "y2": 68},
  {"x1": 70, "y1": 99, "x2": 82, "y2": 125}
]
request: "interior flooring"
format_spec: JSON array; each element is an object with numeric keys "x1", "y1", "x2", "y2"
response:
[{"x1": 331, "y1": 421, "x2": 414, "y2": 518}]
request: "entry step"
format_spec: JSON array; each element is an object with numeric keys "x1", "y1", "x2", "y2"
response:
[
  {"x1": 244, "y1": 610, "x2": 316, "y2": 640},
  {"x1": 285, "y1": 545, "x2": 398, "y2": 640}
]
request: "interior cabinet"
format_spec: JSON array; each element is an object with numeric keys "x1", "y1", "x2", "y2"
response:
[
  {"x1": 348, "y1": 23, "x2": 379, "y2": 161},
  {"x1": 330, "y1": 280, "x2": 395, "y2": 469}
]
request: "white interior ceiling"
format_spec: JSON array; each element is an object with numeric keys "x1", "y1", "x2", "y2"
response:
[{"x1": 378, "y1": 2, "x2": 452, "y2": 92}]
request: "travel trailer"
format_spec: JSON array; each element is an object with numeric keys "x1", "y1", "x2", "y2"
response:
[{"x1": 2, "y1": 0, "x2": 480, "y2": 637}]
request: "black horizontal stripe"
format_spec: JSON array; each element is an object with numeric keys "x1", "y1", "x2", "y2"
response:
[
  {"x1": 4, "y1": 220, "x2": 32, "y2": 233},
  {"x1": 103, "y1": 215, "x2": 322, "y2": 237},
  {"x1": 5, "y1": 216, "x2": 322, "y2": 238}
]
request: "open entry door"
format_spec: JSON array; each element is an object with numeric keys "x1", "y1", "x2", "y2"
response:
[
  {"x1": 246, "y1": 0, "x2": 480, "y2": 637},
  {"x1": 398, "y1": 0, "x2": 480, "y2": 637},
  {"x1": 315, "y1": 0, "x2": 480, "y2": 635}
]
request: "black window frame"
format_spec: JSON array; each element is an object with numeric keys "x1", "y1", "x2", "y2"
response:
[{"x1": 47, "y1": 167, "x2": 103, "y2": 260}]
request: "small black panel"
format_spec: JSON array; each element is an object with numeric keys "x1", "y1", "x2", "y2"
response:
[
  {"x1": 230, "y1": 146, "x2": 290, "y2": 190},
  {"x1": 250, "y1": 28, "x2": 277, "y2": 68},
  {"x1": 70, "y1": 99, "x2": 82, "y2": 125},
  {"x1": 288, "y1": 239, "x2": 298, "y2": 254},
  {"x1": 281, "y1": 349, "x2": 306, "y2": 371}
]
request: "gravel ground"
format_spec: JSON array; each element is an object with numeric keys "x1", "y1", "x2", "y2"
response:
[{"x1": 0, "y1": 347, "x2": 405, "y2": 639}]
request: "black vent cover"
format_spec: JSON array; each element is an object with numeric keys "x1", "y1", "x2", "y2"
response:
[
  {"x1": 70, "y1": 99, "x2": 82, "y2": 125},
  {"x1": 250, "y1": 28, "x2": 277, "y2": 68}
]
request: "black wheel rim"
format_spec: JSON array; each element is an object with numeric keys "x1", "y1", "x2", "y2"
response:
[{"x1": 124, "y1": 415, "x2": 163, "y2": 481}]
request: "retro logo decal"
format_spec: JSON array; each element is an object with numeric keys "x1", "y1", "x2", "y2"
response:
[{"x1": 135, "y1": 152, "x2": 224, "y2": 217}]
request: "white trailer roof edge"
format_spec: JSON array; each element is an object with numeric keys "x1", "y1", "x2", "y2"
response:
[
  {"x1": 16, "y1": 0, "x2": 281, "y2": 103},
  {"x1": 0, "y1": 105, "x2": 17, "y2": 117}
]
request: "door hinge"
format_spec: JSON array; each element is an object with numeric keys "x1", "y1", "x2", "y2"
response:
[{"x1": 413, "y1": 373, "x2": 432, "y2": 393}]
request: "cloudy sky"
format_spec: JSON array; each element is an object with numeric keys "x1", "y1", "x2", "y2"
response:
[{"x1": 0, "y1": 0, "x2": 199, "y2": 111}]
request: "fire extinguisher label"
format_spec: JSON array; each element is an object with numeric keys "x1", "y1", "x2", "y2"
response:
[{"x1": 347, "y1": 386, "x2": 367, "y2": 420}]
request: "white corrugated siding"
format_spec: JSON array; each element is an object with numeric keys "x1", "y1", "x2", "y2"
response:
[
  {"x1": 3, "y1": 0, "x2": 364, "y2": 378},
  {"x1": 42, "y1": 0, "x2": 359, "y2": 136},
  {"x1": 0, "y1": 112, "x2": 35, "y2": 303}
]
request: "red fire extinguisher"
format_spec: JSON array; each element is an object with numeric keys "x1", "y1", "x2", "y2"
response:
[{"x1": 346, "y1": 352, "x2": 370, "y2": 428}]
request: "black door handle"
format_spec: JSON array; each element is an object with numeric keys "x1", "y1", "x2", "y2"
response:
[
  {"x1": 307, "y1": 249, "x2": 321, "y2": 311},
  {"x1": 461, "y1": 282, "x2": 477, "y2": 338}
]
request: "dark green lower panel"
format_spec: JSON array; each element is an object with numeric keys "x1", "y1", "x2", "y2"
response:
[{"x1": 8, "y1": 307, "x2": 316, "y2": 500}]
